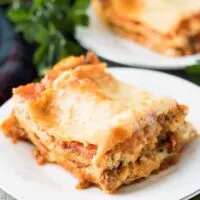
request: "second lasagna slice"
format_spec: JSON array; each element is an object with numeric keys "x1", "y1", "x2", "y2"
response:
[{"x1": 92, "y1": 0, "x2": 200, "y2": 56}]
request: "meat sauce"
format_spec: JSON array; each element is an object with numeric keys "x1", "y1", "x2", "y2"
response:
[{"x1": 62, "y1": 141, "x2": 97, "y2": 159}]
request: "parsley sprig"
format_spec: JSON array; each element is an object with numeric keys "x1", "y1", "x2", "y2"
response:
[
  {"x1": 186, "y1": 60, "x2": 200, "y2": 75},
  {"x1": 6, "y1": 0, "x2": 89, "y2": 76}
]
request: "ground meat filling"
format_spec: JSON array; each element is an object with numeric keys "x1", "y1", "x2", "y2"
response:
[{"x1": 60, "y1": 141, "x2": 97, "y2": 160}]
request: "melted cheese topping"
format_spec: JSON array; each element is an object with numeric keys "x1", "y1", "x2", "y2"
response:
[
  {"x1": 111, "y1": 0, "x2": 200, "y2": 33},
  {"x1": 13, "y1": 60, "x2": 177, "y2": 164}
]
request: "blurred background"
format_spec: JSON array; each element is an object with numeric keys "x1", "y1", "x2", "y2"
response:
[
  {"x1": 0, "y1": 0, "x2": 200, "y2": 105},
  {"x1": 0, "y1": 0, "x2": 200, "y2": 107}
]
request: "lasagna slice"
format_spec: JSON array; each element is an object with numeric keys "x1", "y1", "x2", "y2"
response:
[
  {"x1": 1, "y1": 53, "x2": 198, "y2": 193},
  {"x1": 92, "y1": 0, "x2": 200, "y2": 56}
]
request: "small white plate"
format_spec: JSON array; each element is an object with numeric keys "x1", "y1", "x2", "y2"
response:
[
  {"x1": 0, "y1": 68, "x2": 200, "y2": 200},
  {"x1": 76, "y1": 8, "x2": 200, "y2": 70}
]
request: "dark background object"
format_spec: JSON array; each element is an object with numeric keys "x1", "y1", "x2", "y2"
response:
[{"x1": 0, "y1": 7, "x2": 36, "y2": 105}]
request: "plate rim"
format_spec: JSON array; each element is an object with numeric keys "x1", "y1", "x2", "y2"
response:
[
  {"x1": 108, "y1": 67, "x2": 200, "y2": 89},
  {"x1": 76, "y1": 35, "x2": 200, "y2": 70}
]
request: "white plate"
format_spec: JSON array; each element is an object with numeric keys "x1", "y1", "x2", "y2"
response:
[
  {"x1": 0, "y1": 68, "x2": 200, "y2": 200},
  {"x1": 76, "y1": 8, "x2": 200, "y2": 69}
]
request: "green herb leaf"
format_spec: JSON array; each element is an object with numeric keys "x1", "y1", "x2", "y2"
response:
[
  {"x1": 185, "y1": 61, "x2": 200, "y2": 74},
  {"x1": 15, "y1": 22, "x2": 41, "y2": 43},
  {"x1": 38, "y1": 63, "x2": 51, "y2": 77},
  {"x1": 71, "y1": 0, "x2": 89, "y2": 25},
  {"x1": 70, "y1": 12, "x2": 89, "y2": 26},
  {"x1": 8, "y1": 8, "x2": 31, "y2": 22},
  {"x1": 54, "y1": 0, "x2": 70, "y2": 7},
  {"x1": 7, "y1": 0, "x2": 89, "y2": 77},
  {"x1": 32, "y1": 0, "x2": 44, "y2": 9},
  {"x1": 34, "y1": 44, "x2": 48, "y2": 65},
  {"x1": 72, "y1": 0, "x2": 90, "y2": 10},
  {"x1": 67, "y1": 40, "x2": 84, "y2": 55},
  {"x1": 35, "y1": 25, "x2": 49, "y2": 44}
]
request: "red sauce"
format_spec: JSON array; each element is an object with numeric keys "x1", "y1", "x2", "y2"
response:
[{"x1": 65, "y1": 141, "x2": 97, "y2": 159}]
